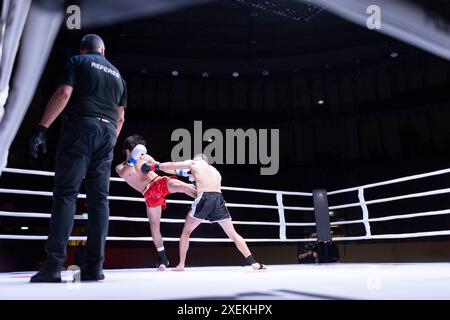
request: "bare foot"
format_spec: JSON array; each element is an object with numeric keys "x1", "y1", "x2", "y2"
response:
[
  {"x1": 251, "y1": 263, "x2": 267, "y2": 270},
  {"x1": 173, "y1": 265, "x2": 185, "y2": 272}
]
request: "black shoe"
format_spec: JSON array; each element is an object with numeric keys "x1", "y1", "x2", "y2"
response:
[
  {"x1": 80, "y1": 267, "x2": 105, "y2": 281},
  {"x1": 30, "y1": 269, "x2": 62, "y2": 283},
  {"x1": 81, "y1": 272, "x2": 105, "y2": 281}
]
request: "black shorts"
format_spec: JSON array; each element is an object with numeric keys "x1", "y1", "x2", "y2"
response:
[{"x1": 190, "y1": 192, "x2": 231, "y2": 223}]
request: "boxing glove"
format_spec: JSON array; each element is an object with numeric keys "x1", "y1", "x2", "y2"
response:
[
  {"x1": 176, "y1": 169, "x2": 195, "y2": 182},
  {"x1": 127, "y1": 144, "x2": 147, "y2": 166},
  {"x1": 141, "y1": 162, "x2": 160, "y2": 173},
  {"x1": 176, "y1": 169, "x2": 190, "y2": 177}
]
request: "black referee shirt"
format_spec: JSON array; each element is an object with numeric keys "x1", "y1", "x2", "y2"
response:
[{"x1": 60, "y1": 51, "x2": 127, "y2": 125}]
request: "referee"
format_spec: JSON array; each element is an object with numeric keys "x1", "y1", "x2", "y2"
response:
[{"x1": 29, "y1": 34, "x2": 127, "y2": 282}]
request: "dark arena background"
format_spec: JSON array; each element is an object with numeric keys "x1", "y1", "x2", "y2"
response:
[{"x1": 1, "y1": 0, "x2": 450, "y2": 301}]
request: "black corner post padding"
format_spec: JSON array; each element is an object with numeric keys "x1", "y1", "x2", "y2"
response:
[
  {"x1": 312, "y1": 189, "x2": 332, "y2": 242},
  {"x1": 312, "y1": 189, "x2": 340, "y2": 262}
]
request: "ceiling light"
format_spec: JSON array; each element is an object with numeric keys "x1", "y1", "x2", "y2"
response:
[
  {"x1": 232, "y1": 72, "x2": 239, "y2": 78},
  {"x1": 390, "y1": 52, "x2": 398, "y2": 58},
  {"x1": 21, "y1": 226, "x2": 29, "y2": 230},
  {"x1": 317, "y1": 99, "x2": 324, "y2": 105},
  {"x1": 202, "y1": 72, "x2": 209, "y2": 78},
  {"x1": 171, "y1": 70, "x2": 179, "y2": 76}
]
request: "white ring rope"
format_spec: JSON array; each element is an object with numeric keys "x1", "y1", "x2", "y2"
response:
[
  {"x1": 329, "y1": 188, "x2": 450, "y2": 210},
  {"x1": 0, "y1": 211, "x2": 280, "y2": 226},
  {"x1": 328, "y1": 202, "x2": 362, "y2": 210},
  {"x1": 2, "y1": 230, "x2": 450, "y2": 241},
  {"x1": 2, "y1": 167, "x2": 450, "y2": 241},
  {"x1": 0, "y1": 187, "x2": 307, "y2": 210},
  {"x1": 330, "y1": 230, "x2": 450, "y2": 241},
  {"x1": 367, "y1": 209, "x2": 450, "y2": 223},
  {"x1": 0, "y1": 234, "x2": 315, "y2": 242},
  {"x1": 328, "y1": 207, "x2": 450, "y2": 225},
  {"x1": 328, "y1": 167, "x2": 450, "y2": 195},
  {"x1": 1, "y1": 167, "x2": 312, "y2": 196}
]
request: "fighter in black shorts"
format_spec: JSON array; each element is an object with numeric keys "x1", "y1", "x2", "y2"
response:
[
  {"x1": 157, "y1": 154, "x2": 266, "y2": 271},
  {"x1": 190, "y1": 192, "x2": 231, "y2": 222}
]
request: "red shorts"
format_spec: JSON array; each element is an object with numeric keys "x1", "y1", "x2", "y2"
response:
[{"x1": 143, "y1": 176, "x2": 173, "y2": 210}]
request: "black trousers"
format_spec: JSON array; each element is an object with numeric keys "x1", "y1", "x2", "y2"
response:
[{"x1": 43, "y1": 117, "x2": 117, "y2": 270}]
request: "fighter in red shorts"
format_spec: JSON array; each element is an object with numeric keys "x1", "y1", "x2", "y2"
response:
[{"x1": 116, "y1": 135, "x2": 196, "y2": 270}]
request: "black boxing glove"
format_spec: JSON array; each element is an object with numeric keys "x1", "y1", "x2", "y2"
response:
[
  {"x1": 141, "y1": 162, "x2": 160, "y2": 173},
  {"x1": 30, "y1": 125, "x2": 48, "y2": 159}
]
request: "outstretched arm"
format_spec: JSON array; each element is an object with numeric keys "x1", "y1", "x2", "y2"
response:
[
  {"x1": 141, "y1": 154, "x2": 156, "y2": 164},
  {"x1": 139, "y1": 154, "x2": 179, "y2": 174},
  {"x1": 159, "y1": 160, "x2": 195, "y2": 174}
]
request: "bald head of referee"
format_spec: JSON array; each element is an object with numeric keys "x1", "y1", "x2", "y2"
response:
[{"x1": 80, "y1": 34, "x2": 105, "y2": 56}]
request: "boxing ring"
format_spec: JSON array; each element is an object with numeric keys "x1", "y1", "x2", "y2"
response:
[
  {"x1": 1, "y1": 0, "x2": 450, "y2": 301},
  {"x1": 0, "y1": 167, "x2": 450, "y2": 299}
]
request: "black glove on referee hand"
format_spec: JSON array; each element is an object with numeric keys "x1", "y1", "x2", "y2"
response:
[{"x1": 30, "y1": 125, "x2": 48, "y2": 159}]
